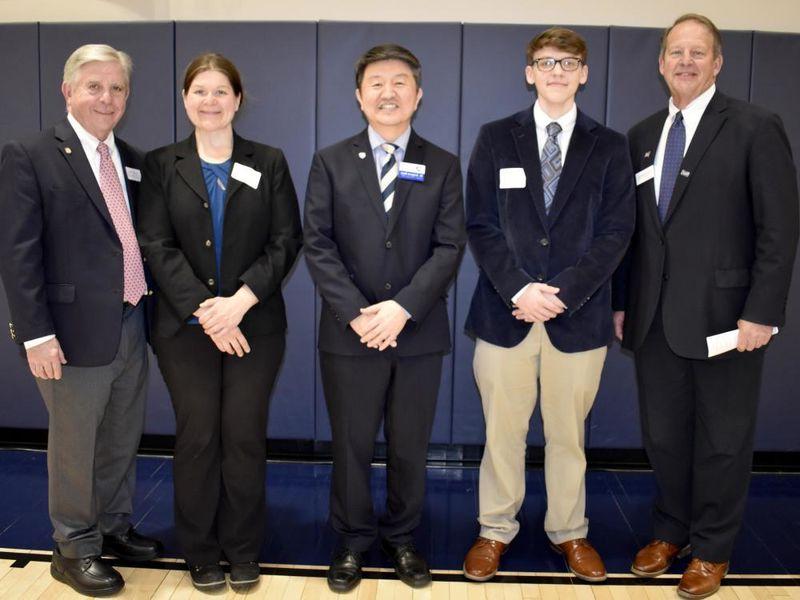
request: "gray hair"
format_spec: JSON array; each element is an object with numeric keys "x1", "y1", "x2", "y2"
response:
[{"x1": 62, "y1": 44, "x2": 133, "y2": 85}]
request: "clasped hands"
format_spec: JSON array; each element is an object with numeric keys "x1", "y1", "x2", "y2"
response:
[
  {"x1": 193, "y1": 285, "x2": 258, "y2": 357},
  {"x1": 350, "y1": 300, "x2": 409, "y2": 351},
  {"x1": 511, "y1": 283, "x2": 566, "y2": 323}
]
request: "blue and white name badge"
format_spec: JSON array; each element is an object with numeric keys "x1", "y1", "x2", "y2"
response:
[{"x1": 398, "y1": 161, "x2": 426, "y2": 182}]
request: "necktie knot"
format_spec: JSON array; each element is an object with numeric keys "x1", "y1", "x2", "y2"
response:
[
  {"x1": 672, "y1": 111, "x2": 684, "y2": 128},
  {"x1": 381, "y1": 142, "x2": 398, "y2": 156},
  {"x1": 97, "y1": 141, "x2": 110, "y2": 159},
  {"x1": 546, "y1": 122, "x2": 562, "y2": 139}
]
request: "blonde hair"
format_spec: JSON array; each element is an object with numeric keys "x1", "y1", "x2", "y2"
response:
[{"x1": 62, "y1": 44, "x2": 133, "y2": 85}]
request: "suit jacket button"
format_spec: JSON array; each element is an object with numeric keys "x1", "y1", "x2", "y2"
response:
[
  {"x1": 203, "y1": 202, "x2": 209, "y2": 209},
  {"x1": 385, "y1": 241, "x2": 392, "y2": 249},
  {"x1": 663, "y1": 273, "x2": 669, "y2": 281},
  {"x1": 208, "y1": 278, "x2": 215, "y2": 286},
  {"x1": 539, "y1": 238, "x2": 549, "y2": 247},
  {"x1": 205, "y1": 239, "x2": 212, "y2": 247},
  {"x1": 147, "y1": 290, "x2": 154, "y2": 296},
  {"x1": 384, "y1": 283, "x2": 392, "y2": 290},
  {"x1": 536, "y1": 274, "x2": 544, "y2": 281}
]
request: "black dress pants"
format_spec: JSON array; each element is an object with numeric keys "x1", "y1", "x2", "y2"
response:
[
  {"x1": 634, "y1": 307, "x2": 765, "y2": 562},
  {"x1": 154, "y1": 326, "x2": 284, "y2": 565},
  {"x1": 320, "y1": 351, "x2": 442, "y2": 552}
]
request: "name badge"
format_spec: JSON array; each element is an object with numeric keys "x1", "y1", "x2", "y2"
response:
[
  {"x1": 231, "y1": 162, "x2": 262, "y2": 190},
  {"x1": 635, "y1": 165, "x2": 655, "y2": 186},
  {"x1": 499, "y1": 167, "x2": 526, "y2": 189},
  {"x1": 125, "y1": 166, "x2": 141, "y2": 182},
  {"x1": 398, "y1": 161, "x2": 426, "y2": 182}
]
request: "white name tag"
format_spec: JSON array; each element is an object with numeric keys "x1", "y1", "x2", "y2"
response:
[
  {"x1": 398, "y1": 161, "x2": 426, "y2": 182},
  {"x1": 499, "y1": 167, "x2": 526, "y2": 189},
  {"x1": 231, "y1": 162, "x2": 261, "y2": 190},
  {"x1": 124, "y1": 166, "x2": 141, "y2": 182},
  {"x1": 635, "y1": 165, "x2": 655, "y2": 186}
]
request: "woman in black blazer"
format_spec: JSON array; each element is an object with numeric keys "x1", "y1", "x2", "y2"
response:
[{"x1": 137, "y1": 53, "x2": 302, "y2": 592}]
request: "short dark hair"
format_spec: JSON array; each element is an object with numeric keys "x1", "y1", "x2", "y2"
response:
[
  {"x1": 355, "y1": 44, "x2": 421, "y2": 89},
  {"x1": 661, "y1": 14, "x2": 723, "y2": 58},
  {"x1": 182, "y1": 52, "x2": 245, "y2": 106},
  {"x1": 526, "y1": 27, "x2": 588, "y2": 65}
]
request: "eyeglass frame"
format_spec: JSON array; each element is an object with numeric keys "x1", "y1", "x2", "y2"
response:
[{"x1": 530, "y1": 57, "x2": 584, "y2": 72}]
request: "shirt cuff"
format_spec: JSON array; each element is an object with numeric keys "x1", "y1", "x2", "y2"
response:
[
  {"x1": 511, "y1": 283, "x2": 531, "y2": 304},
  {"x1": 24, "y1": 334, "x2": 55, "y2": 349}
]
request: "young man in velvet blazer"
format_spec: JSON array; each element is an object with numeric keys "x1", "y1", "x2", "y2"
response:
[{"x1": 462, "y1": 28, "x2": 634, "y2": 583}]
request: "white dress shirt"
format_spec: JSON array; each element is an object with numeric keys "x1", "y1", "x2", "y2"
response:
[
  {"x1": 653, "y1": 84, "x2": 716, "y2": 204},
  {"x1": 25, "y1": 114, "x2": 131, "y2": 349}
]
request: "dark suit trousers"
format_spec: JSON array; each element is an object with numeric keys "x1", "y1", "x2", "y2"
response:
[
  {"x1": 320, "y1": 350, "x2": 442, "y2": 552},
  {"x1": 634, "y1": 307, "x2": 765, "y2": 562},
  {"x1": 37, "y1": 303, "x2": 148, "y2": 559},
  {"x1": 154, "y1": 326, "x2": 284, "y2": 565}
]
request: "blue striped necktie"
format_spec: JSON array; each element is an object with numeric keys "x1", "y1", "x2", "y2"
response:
[
  {"x1": 380, "y1": 143, "x2": 399, "y2": 213},
  {"x1": 541, "y1": 122, "x2": 562, "y2": 214},
  {"x1": 658, "y1": 111, "x2": 685, "y2": 223}
]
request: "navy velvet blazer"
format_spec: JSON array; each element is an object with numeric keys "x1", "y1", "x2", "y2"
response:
[
  {"x1": 0, "y1": 119, "x2": 145, "y2": 366},
  {"x1": 465, "y1": 106, "x2": 635, "y2": 352}
]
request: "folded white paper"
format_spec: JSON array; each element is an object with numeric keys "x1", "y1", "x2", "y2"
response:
[{"x1": 706, "y1": 327, "x2": 779, "y2": 357}]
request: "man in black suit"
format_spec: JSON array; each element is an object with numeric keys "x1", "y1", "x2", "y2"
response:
[
  {"x1": 614, "y1": 14, "x2": 798, "y2": 598},
  {"x1": 304, "y1": 44, "x2": 465, "y2": 592},
  {"x1": 0, "y1": 44, "x2": 161, "y2": 596},
  {"x1": 461, "y1": 27, "x2": 634, "y2": 583}
]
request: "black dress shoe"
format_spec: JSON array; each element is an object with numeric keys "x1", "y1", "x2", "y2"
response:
[
  {"x1": 188, "y1": 563, "x2": 226, "y2": 591},
  {"x1": 327, "y1": 548, "x2": 363, "y2": 592},
  {"x1": 230, "y1": 561, "x2": 261, "y2": 592},
  {"x1": 102, "y1": 527, "x2": 163, "y2": 561},
  {"x1": 382, "y1": 541, "x2": 432, "y2": 588},
  {"x1": 50, "y1": 548, "x2": 124, "y2": 596}
]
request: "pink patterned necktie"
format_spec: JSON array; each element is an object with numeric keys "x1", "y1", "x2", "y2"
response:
[{"x1": 97, "y1": 142, "x2": 147, "y2": 304}]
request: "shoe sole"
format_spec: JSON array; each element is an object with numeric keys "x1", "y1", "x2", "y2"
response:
[
  {"x1": 327, "y1": 576, "x2": 361, "y2": 593},
  {"x1": 191, "y1": 579, "x2": 226, "y2": 591},
  {"x1": 677, "y1": 584, "x2": 722, "y2": 599},
  {"x1": 101, "y1": 548, "x2": 159, "y2": 562},
  {"x1": 397, "y1": 575, "x2": 432, "y2": 588},
  {"x1": 462, "y1": 563, "x2": 497, "y2": 582},
  {"x1": 550, "y1": 543, "x2": 607, "y2": 583},
  {"x1": 630, "y1": 545, "x2": 692, "y2": 578},
  {"x1": 50, "y1": 565, "x2": 124, "y2": 597}
]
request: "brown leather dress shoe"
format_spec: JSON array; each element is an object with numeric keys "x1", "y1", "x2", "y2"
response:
[
  {"x1": 463, "y1": 537, "x2": 507, "y2": 581},
  {"x1": 551, "y1": 539, "x2": 607, "y2": 582},
  {"x1": 677, "y1": 558, "x2": 729, "y2": 599},
  {"x1": 631, "y1": 539, "x2": 691, "y2": 577}
]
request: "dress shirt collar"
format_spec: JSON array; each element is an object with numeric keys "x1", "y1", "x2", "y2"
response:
[
  {"x1": 668, "y1": 84, "x2": 716, "y2": 128},
  {"x1": 533, "y1": 100, "x2": 577, "y2": 136},
  {"x1": 367, "y1": 125, "x2": 411, "y2": 154},
  {"x1": 67, "y1": 112, "x2": 119, "y2": 158}
]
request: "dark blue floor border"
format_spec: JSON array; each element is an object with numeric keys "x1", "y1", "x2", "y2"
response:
[{"x1": 2, "y1": 550, "x2": 797, "y2": 586}]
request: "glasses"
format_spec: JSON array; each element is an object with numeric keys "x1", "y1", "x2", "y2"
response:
[{"x1": 531, "y1": 57, "x2": 583, "y2": 72}]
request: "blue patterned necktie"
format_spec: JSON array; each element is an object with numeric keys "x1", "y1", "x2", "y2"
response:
[
  {"x1": 658, "y1": 111, "x2": 685, "y2": 223},
  {"x1": 380, "y1": 143, "x2": 399, "y2": 214},
  {"x1": 541, "y1": 122, "x2": 562, "y2": 214}
]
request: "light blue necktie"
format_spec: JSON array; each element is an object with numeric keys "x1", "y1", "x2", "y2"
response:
[
  {"x1": 541, "y1": 122, "x2": 562, "y2": 214},
  {"x1": 658, "y1": 112, "x2": 685, "y2": 223}
]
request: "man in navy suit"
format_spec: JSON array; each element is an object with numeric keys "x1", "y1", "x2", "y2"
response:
[
  {"x1": 615, "y1": 14, "x2": 798, "y2": 598},
  {"x1": 462, "y1": 28, "x2": 634, "y2": 582},
  {"x1": 0, "y1": 44, "x2": 160, "y2": 596},
  {"x1": 304, "y1": 44, "x2": 465, "y2": 592}
]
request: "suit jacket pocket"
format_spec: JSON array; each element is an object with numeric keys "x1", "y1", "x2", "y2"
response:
[
  {"x1": 46, "y1": 283, "x2": 76, "y2": 303},
  {"x1": 715, "y1": 268, "x2": 750, "y2": 288}
]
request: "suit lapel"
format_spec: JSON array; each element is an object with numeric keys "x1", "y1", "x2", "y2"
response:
[
  {"x1": 386, "y1": 130, "x2": 425, "y2": 235},
  {"x1": 175, "y1": 134, "x2": 210, "y2": 205},
  {"x1": 226, "y1": 133, "x2": 256, "y2": 203},
  {"x1": 116, "y1": 140, "x2": 138, "y2": 222},
  {"x1": 636, "y1": 111, "x2": 668, "y2": 235},
  {"x1": 664, "y1": 92, "x2": 728, "y2": 225},
  {"x1": 54, "y1": 120, "x2": 114, "y2": 229},
  {"x1": 352, "y1": 131, "x2": 387, "y2": 227},
  {"x1": 547, "y1": 111, "x2": 597, "y2": 225},
  {"x1": 512, "y1": 108, "x2": 548, "y2": 227}
]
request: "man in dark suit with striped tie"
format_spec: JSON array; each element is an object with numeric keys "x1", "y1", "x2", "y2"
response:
[
  {"x1": 614, "y1": 14, "x2": 798, "y2": 598},
  {"x1": 304, "y1": 44, "x2": 466, "y2": 592}
]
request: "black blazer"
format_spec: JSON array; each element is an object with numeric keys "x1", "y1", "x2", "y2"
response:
[
  {"x1": 303, "y1": 129, "x2": 466, "y2": 357},
  {"x1": 137, "y1": 133, "x2": 302, "y2": 339},
  {"x1": 465, "y1": 107, "x2": 635, "y2": 352},
  {"x1": 614, "y1": 92, "x2": 799, "y2": 358},
  {"x1": 0, "y1": 119, "x2": 144, "y2": 367}
]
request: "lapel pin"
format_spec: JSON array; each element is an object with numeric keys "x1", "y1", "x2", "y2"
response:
[
  {"x1": 680, "y1": 169, "x2": 690, "y2": 177},
  {"x1": 64, "y1": 146, "x2": 72, "y2": 155},
  {"x1": 358, "y1": 151, "x2": 366, "y2": 160},
  {"x1": 644, "y1": 150, "x2": 651, "y2": 159}
]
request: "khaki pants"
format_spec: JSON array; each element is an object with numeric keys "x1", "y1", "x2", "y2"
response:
[{"x1": 474, "y1": 324, "x2": 606, "y2": 545}]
